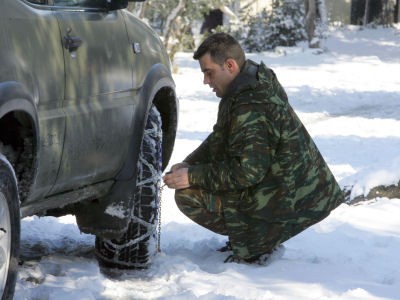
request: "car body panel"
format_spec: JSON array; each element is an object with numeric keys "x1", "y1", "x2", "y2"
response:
[
  {"x1": 2, "y1": 0, "x2": 66, "y2": 201},
  {"x1": 51, "y1": 9, "x2": 136, "y2": 193},
  {"x1": 1, "y1": 1, "x2": 179, "y2": 297},
  {"x1": 122, "y1": 10, "x2": 172, "y2": 87},
  {"x1": 0, "y1": 0, "x2": 177, "y2": 229}
]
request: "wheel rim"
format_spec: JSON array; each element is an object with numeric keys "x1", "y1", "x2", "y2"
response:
[{"x1": 0, "y1": 191, "x2": 11, "y2": 295}]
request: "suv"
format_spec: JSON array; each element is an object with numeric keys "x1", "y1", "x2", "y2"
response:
[{"x1": 0, "y1": 0, "x2": 178, "y2": 298}]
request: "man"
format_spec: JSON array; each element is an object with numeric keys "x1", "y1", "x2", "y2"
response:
[{"x1": 163, "y1": 33, "x2": 343, "y2": 264}]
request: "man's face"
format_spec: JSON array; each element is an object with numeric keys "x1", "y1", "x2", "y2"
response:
[{"x1": 198, "y1": 53, "x2": 237, "y2": 98}]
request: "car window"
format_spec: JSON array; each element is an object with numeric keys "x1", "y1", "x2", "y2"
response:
[
  {"x1": 26, "y1": 0, "x2": 47, "y2": 4},
  {"x1": 53, "y1": 0, "x2": 106, "y2": 6},
  {"x1": 25, "y1": 0, "x2": 107, "y2": 7}
]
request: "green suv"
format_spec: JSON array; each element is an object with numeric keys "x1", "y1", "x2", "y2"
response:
[{"x1": 0, "y1": 0, "x2": 178, "y2": 298}]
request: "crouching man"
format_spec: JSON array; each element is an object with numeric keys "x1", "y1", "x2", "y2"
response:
[{"x1": 163, "y1": 33, "x2": 343, "y2": 264}]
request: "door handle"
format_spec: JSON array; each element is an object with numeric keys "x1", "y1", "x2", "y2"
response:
[{"x1": 63, "y1": 34, "x2": 83, "y2": 52}]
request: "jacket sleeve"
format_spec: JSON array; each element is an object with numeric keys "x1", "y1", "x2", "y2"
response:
[
  {"x1": 188, "y1": 102, "x2": 282, "y2": 191},
  {"x1": 183, "y1": 133, "x2": 212, "y2": 165}
]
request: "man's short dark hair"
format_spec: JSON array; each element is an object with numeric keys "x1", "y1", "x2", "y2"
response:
[{"x1": 193, "y1": 33, "x2": 245, "y2": 68}]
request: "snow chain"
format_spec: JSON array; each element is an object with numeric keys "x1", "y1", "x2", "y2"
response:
[{"x1": 157, "y1": 183, "x2": 165, "y2": 253}]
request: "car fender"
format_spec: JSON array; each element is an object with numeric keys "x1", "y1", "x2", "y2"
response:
[
  {"x1": 75, "y1": 63, "x2": 177, "y2": 238},
  {"x1": 117, "y1": 62, "x2": 176, "y2": 181},
  {"x1": 0, "y1": 81, "x2": 38, "y2": 127}
]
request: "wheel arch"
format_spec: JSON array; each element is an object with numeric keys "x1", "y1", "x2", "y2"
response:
[
  {"x1": 0, "y1": 81, "x2": 38, "y2": 121},
  {"x1": 75, "y1": 63, "x2": 178, "y2": 238},
  {"x1": 153, "y1": 85, "x2": 178, "y2": 171},
  {"x1": 117, "y1": 63, "x2": 177, "y2": 181},
  {"x1": 0, "y1": 81, "x2": 38, "y2": 203}
]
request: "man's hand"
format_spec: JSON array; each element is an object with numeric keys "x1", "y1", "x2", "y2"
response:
[
  {"x1": 169, "y1": 162, "x2": 189, "y2": 172},
  {"x1": 163, "y1": 166, "x2": 190, "y2": 190}
]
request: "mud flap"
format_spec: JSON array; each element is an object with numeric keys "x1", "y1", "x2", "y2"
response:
[{"x1": 74, "y1": 179, "x2": 136, "y2": 239}]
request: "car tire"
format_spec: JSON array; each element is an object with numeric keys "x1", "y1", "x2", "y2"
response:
[
  {"x1": 0, "y1": 155, "x2": 20, "y2": 300},
  {"x1": 95, "y1": 105, "x2": 162, "y2": 269}
]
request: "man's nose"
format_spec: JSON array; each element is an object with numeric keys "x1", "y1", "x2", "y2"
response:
[{"x1": 203, "y1": 75, "x2": 210, "y2": 85}]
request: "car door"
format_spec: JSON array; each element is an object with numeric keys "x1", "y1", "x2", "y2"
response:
[
  {"x1": 2, "y1": 0, "x2": 66, "y2": 201},
  {"x1": 50, "y1": 0, "x2": 136, "y2": 193}
]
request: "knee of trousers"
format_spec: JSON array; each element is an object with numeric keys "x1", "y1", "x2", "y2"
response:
[
  {"x1": 174, "y1": 188, "x2": 195, "y2": 209},
  {"x1": 174, "y1": 189, "x2": 186, "y2": 207},
  {"x1": 174, "y1": 188, "x2": 205, "y2": 211}
]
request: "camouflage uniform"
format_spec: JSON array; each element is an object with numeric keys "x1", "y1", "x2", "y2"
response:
[{"x1": 175, "y1": 59, "x2": 343, "y2": 261}]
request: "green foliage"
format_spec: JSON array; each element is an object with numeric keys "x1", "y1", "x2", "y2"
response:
[
  {"x1": 129, "y1": 0, "x2": 307, "y2": 58},
  {"x1": 129, "y1": 0, "x2": 230, "y2": 61},
  {"x1": 241, "y1": 0, "x2": 307, "y2": 52}
]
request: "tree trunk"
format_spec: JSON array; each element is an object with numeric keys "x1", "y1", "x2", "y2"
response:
[
  {"x1": 381, "y1": 0, "x2": 395, "y2": 26},
  {"x1": 317, "y1": 0, "x2": 328, "y2": 27},
  {"x1": 163, "y1": 0, "x2": 186, "y2": 49},
  {"x1": 127, "y1": 2, "x2": 147, "y2": 18},
  {"x1": 304, "y1": 0, "x2": 319, "y2": 48},
  {"x1": 163, "y1": 0, "x2": 186, "y2": 63},
  {"x1": 317, "y1": 0, "x2": 328, "y2": 45},
  {"x1": 363, "y1": 0, "x2": 370, "y2": 25}
]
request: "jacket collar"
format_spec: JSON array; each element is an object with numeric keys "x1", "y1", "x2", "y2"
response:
[{"x1": 224, "y1": 59, "x2": 259, "y2": 99}]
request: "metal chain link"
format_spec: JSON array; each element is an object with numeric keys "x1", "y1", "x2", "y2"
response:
[{"x1": 157, "y1": 184, "x2": 166, "y2": 253}]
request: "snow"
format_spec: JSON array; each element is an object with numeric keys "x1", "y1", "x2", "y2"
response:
[
  {"x1": 15, "y1": 25, "x2": 400, "y2": 299},
  {"x1": 105, "y1": 204, "x2": 126, "y2": 219}
]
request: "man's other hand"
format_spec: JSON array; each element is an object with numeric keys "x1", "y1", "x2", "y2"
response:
[{"x1": 163, "y1": 167, "x2": 190, "y2": 190}]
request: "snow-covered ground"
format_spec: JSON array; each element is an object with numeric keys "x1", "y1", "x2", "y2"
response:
[{"x1": 15, "y1": 25, "x2": 400, "y2": 299}]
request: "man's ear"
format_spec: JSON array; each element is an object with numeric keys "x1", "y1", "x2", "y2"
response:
[{"x1": 225, "y1": 58, "x2": 240, "y2": 74}]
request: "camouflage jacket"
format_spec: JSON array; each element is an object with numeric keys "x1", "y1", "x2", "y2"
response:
[{"x1": 185, "y1": 59, "x2": 344, "y2": 259}]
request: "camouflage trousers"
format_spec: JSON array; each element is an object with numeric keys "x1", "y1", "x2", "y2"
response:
[
  {"x1": 175, "y1": 188, "x2": 314, "y2": 260},
  {"x1": 175, "y1": 188, "x2": 229, "y2": 235}
]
